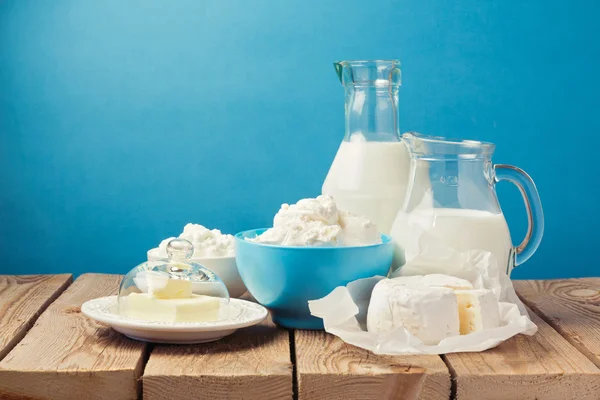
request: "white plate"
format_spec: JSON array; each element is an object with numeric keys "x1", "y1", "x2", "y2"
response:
[{"x1": 82, "y1": 296, "x2": 268, "y2": 344}]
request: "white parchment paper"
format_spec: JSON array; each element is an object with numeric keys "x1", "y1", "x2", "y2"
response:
[{"x1": 308, "y1": 250, "x2": 537, "y2": 355}]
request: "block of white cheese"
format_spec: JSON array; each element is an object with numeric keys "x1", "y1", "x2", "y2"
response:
[
  {"x1": 367, "y1": 275, "x2": 502, "y2": 345},
  {"x1": 123, "y1": 293, "x2": 220, "y2": 323},
  {"x1": 455, "y1": 289, "x2": 501, "y2": 334},
  {"x1": 367, "y1": 278, "x2": 460, "y2": 345}
]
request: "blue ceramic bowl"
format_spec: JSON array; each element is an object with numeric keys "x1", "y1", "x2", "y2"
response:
[{"x1": 234, "y1": 229, "x2": 394, "y2": 329}]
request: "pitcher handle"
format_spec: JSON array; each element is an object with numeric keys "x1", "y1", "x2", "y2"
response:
[{"x1": 494, "y1": 164, "x2": 544, "y2": 267}]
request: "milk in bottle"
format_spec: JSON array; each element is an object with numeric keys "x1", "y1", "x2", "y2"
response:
[
  {"x1": 322, "y1": 60, "x2": 412, "y2": 234},
  {"x1": 323, "y1": 138, "x2": 411, "y2": 234}
]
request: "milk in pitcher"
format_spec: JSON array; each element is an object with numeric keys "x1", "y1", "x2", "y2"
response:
[{"x1": 391, "y1": 207, "x2": 513, "y2": 272}]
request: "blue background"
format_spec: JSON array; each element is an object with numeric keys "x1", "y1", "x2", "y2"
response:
[{"x1": 1, "y1": 0, "x2": 597, "y2": 278}]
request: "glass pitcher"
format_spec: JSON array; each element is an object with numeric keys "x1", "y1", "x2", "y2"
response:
[
  {"x1": 322, "y1": 60, "x2": 412, "y2": 234},
  {"x1": 390, "y1": 132, "x2": 544, "y2": 275}
]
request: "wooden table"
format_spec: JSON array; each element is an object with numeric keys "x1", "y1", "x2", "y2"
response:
[{"x1": 0, "y1": 274, "x2": 599, "y2": 400}]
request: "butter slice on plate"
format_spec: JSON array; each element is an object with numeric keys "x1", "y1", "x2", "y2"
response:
[
  {"x1": 152, "y1": 278, "x2": 193, "y2": 299},
  {"x1": 123, "y1": 293, "x2": 220, "y2": 323}
]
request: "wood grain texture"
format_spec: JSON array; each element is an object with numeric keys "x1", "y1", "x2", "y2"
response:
[
  {"x1": 143, "y1": 317, "x2": 293, "y2": 400},
  {"x1": 515, "y1": 278, "x2": 600, "y2": 368},
  {"x1": 445, "y1": 306, "x2": 600, "y2": 400},
  {"x1": 0, "y1": 275, "x2": 72, "y2": 361},
  {"x1": 294, "y1": 330, "x2": 450, "y2": 400},
  {"x1": 0, "y1": 274, "x2": 147, "y2": 400}
]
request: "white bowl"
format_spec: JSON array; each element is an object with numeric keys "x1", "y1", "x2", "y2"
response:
[{"x1": 147, "y1": 248, "x2": 247, "y2": 298}]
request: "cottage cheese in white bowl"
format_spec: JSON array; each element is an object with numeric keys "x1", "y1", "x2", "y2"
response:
[{"x1": 147, "y1": 224, "x2": 247, "y2": 298}]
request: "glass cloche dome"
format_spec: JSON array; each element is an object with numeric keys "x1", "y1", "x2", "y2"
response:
[{"x1": 117, "y1": 238, "x2": 230, "y2": 323}]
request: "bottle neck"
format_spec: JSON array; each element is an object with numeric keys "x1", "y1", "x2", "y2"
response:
[{"x1": 344, "y1": 85, "x2": 401, "y2": 142}]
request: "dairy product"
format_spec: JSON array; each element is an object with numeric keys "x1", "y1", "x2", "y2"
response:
[
  {"x1": 420, "y1": 274, "x2": 473, "y2": 290},
  {"x1": 367, "y1": 277, "x2": 460, "y2": 345},
  {"x1": 391, "y1": 208, "x2": 512, "y2": 272},
  {"x1": 123, "y1": 276, "x2": 221, "y2": 322},
  {"x1": 338, "y1": 210, "x2": 382, "y2": 245},
  {"x1": 151, "y1": 277, "x2": 193, "y2": 299},
  {"x1": 322, "y1": 140, "x2": 411, "y2": 235},
  {"x1": 455, "y1": 289, "x2": 501, "y2": 334},
  {"x1": 248, "y1": 195, "x2": 381, "y2": 246},
  {"x1": 155, "y1": 223, "x2": 235, "y2": 258},
  {"x1": 382, "y1": 274, "x2": 473, "y2": 290},
  {"x1": 122, "y1": 292, "x2": 220, "y2": 323},
  {"x1": 367, "y1": 274, "x2": 501, "y2": 344}
]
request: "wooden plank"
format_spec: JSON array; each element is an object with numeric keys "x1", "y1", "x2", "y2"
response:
[
  {"x1": 143, "y1": 316, "x2": 293, "y2": 400},
  {"x1": 0, "y1": 274, "x2": 72, "y2": 360},
  {"x1": 444, "y1": 305, "x2": 600, "y2": 400},
  {"x1": 515, "y1": 278, "x2": 600, "y2": 368},
  {"x1": 294, "y1": 330, "x2": 450, "y2": 400},
  {"x1": 0, "y1": 273, "x2": 147, "y2": 400}
]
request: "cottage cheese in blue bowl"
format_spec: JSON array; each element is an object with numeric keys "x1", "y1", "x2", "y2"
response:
[{"x1": 235, "y1": 229, "x2": 393, "y2": 329}]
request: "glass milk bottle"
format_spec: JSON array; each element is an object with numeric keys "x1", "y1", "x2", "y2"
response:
[
  {"x1": 391, "y1": 132, "x2": 544, "y2": 276},
  {"x1": 322, "y1": 60, "x2": 412, "y2": 234}
]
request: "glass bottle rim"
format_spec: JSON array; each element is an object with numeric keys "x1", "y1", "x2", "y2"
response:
[
  {"x1": 334, "y1": 59, "x2": 401, "y2": 66},
  {"x1": 334, "y1": 60, "x2": 401, "y2": 87}
]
